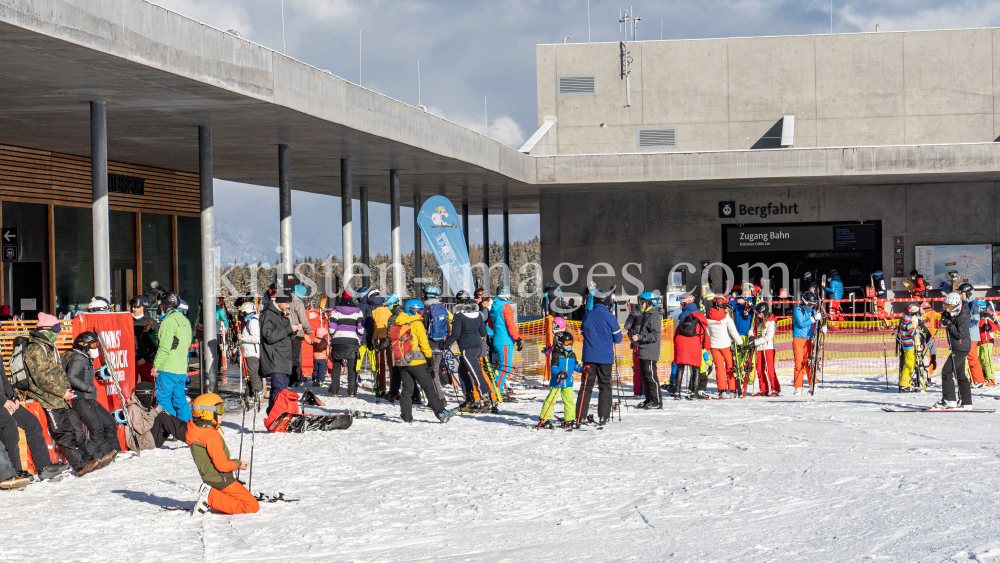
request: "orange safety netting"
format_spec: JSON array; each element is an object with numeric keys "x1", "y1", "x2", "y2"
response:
[{"x1": 0, "y1": 320, "x2": 75, "y2": 365}]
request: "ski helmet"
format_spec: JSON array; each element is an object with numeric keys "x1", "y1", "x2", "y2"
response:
[
  {"x1": 555, "y1": 331, "x2": 574, "y2": 352},
  {"x1": 474, "y1": 288, "x2": 486, "y2": 300},
  {"x1": 496, "y1": 285, "x2": 513, "y2": 300},
  {"x1": 159, "y1": 292, "x2": 182, "y2": 312},
  {"x1": 943, "y1": 292, "x2": 963, "y2": 315},
  {"x1": 959, "y1": 283, "x2": 974, "y2": 298},
  {"x1": 134, "y1": 382, "x2": 156, "y2": 409},
  {"x1": 73, "y1": 331, "x2": 99, "y2": 353},
  {"x1": 679, "y1": 293, "x2": 696, "y2": 306},
  {"x1": 128, "y1": 295, "x2": 147, "y2": 310},
  {"x1": 403, "y1": 299, "x2": 424, "y2": 316},
  {"x1": 638, "y1": 291, "x2": 659, "y2": 312},
  {"x1": 239, "y1": 302, "x2": 255, "y2": 315},
  {"x1": 802, "y1": 291, "x2": 819, "y2": 308},
  {"x1": 741, "y1": 282, "x2": 754, "y2": 297},
  {"x1": 873, "y1": 270, "x2": 883, "y2": 278},
  {"x1": 553, "y1": 316, "x2": 567, "y2": 331},
  {"x1": 423, "y1": 286, "x2": 442, "y2": 299},
  {"x1": 367, "y1": 288, "x2": 381, "y2": 299},
  {"x1": 191, "y1": 393, "x2": 224, "y2": 428},
  {"x1": 384, "y1": 293, "x2": 400, "y2": 308},
  {"x1": 87, "y1": 296, "x2": 111, "y2": 313},
  {"x1": 356, "y1": 286, "x2": 370, "y2": 298},
  {"x1": 754, "y1": 302, "x2": 770, "y2": 317},
  {"x1": 455, "y1": 290, "x2": 473, "y2": 303},
  {"x1": 179, "y1": 300, "x2": 190, "y2": 314},
  {"x1": 905, "y1": 303, "x2": 921, "y2": 315},
  {"x1": 712, "y1": 295, "x2": 728, "y2": 308}
]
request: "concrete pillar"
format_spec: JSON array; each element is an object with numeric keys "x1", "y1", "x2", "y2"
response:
[
  {"x1": 482, "y1": 187, "x2": 490, "y2": 267},
  {"x1": 278, "y1": 144, "x2": 292, "y2": 276},
  {"x1": 413, "y1": 189, "x2": 422, "y2": 299},
  {"x1": 199, "y1": 126, "x2": 218, "y2": 393},
  {"x1": 90, "y1": 101, "x2": 110, "y2": 299},
  {"x1": 390, "y1": 170, "x2": 403, "y2": 296},
  {"x1": 340, "y1": 159, "x2": 353, "y2": 293},
  {"x1": 503, "y1": 190, "x2": 510, "y2": 286},
  {"x1": 360, "y1": 185, "x2": 370, "y2": 288}
]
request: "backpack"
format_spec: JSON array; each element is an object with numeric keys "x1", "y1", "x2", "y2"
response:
[
  {"x1": 426, "y1": 303, "x2": 450, "y2": 341},
  {"x1": 389, "y1": 321, "x2": 424, "y2": 367},
  {"x1": 677, "y1": 314, "x2": 702, "y2": 338},
  {"x1": 9, "y1": 336, "x2": 31, "y2": 391}
]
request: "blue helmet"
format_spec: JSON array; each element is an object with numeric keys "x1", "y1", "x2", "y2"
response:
[
  {"x1": 404, "y1": 299, "x2": 424, "y2": 315},
  {"x1": 638, "y1": 291, "x2": 660, "y2": 311},
  {"x1": 384, "y1": 293, "x2": 400, "y2": 307},
  {"x1": 496, "y1": 285, "x2": 513, "y2": 300},
  {"x1": 976, "y1": 298, "x2": 987, "y2": 310},
  {"x1": 873, "y1": 270, "x2": 883, "y2": 278},
  {"x1": 423, "y1": 286, "x2": 441, "y2": 299}
]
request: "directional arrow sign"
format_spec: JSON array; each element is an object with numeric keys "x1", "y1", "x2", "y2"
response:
[
  {"x1": 1, "y1": 228, "x2": 15, "y2": 243},
  {"x1": 1, "y1": 227, "x2": 18, "y2": 262}
]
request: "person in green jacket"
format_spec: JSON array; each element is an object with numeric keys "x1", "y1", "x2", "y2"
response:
[{"x1": 151, "y1": 292, "x2": 193, "y2": 421}]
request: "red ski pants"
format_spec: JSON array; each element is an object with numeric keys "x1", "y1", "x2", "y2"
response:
[
  {"x1": 968, "y1": 345, "x2": 985, "y2": 384},
  {"x1": 711, "y1": 348, "x2": 736, "y2": 392},
  {"x1": 756, "y1": 349, "x2": 780, "y2": 394}
]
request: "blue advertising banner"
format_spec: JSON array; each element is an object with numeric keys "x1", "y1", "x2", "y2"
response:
[{"x1": 417, "y1": 195, "x2": 473, "y2": 293}]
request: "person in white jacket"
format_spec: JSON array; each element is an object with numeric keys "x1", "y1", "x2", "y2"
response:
[
  {"x1": 239, "y1": 302, "x2": 264, "y2": 399},
  {"x1": 750, "y1": 302, "x2": 780, "y2": 396},
  {"x1": 706, "y1": 295, "x2": 742, "y2": 398}
]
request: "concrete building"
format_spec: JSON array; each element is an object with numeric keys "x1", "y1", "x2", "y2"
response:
[{"x1": 529, "y1": 29, "x2": 1000, "y2": 299}]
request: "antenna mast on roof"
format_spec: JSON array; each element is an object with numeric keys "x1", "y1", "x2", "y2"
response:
[{"x1": 619, "y1": 7, "x2": 640, "y2": 107}]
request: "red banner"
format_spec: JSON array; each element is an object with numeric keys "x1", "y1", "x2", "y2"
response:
[
  {"x1": 72, "y1": 312, "x2": 135, "y2": 451},
  {"x1": 300, "y1": 310, "x2": 326, "y2": 377}
]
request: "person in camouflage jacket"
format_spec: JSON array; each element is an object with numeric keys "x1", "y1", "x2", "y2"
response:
[{"x1": 23, "y1": 313, "x2": 104, "y2": 475}]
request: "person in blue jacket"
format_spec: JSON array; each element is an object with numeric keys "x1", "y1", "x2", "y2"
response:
[
  {"x1": 792, "y1": 291, "x2": 825, "y2": 394},
  {"x1": 577, "y1": 292, "x2": 623, "y2": 426},
  {"x1": 825, "y1": 269, "x2": 844, "y2": 320},
  {"x1": 538, "y1": 331, "x2": 580, "y2": 429},
  {"x1": 731, "y1": 287, "x2": 755, "y2": 337},
  {"x1": 488, "y1": 285, "x2": 522, "y2": 395}
]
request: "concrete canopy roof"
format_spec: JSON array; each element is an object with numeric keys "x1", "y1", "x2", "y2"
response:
[
  {"x1": 1, "y1": 1, "x2": 999, "y2": 216},
  {"x1": 0, "y1": 0, "x2": 538, "y2": 212}
]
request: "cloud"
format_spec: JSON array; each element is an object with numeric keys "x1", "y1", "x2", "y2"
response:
[{"x1": 489, "y1": 116, "x2": 526, "y2": 147}]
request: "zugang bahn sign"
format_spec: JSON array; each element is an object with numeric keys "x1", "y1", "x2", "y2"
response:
[{"x1": 726, "y1": 224, "x2": 877, "y2": 253}]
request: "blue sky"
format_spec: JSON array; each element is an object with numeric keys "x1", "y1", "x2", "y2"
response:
[{"x1": 154, "y1": 0, "x2": 1000, "y2": 263}]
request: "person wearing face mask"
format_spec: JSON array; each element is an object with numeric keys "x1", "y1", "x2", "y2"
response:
[
  {"x1": 125, "y1": 382, "x2": 188, "y2": 452},
  {"x1": 63, "y1": 332, "x2": 121, "y2": 464},
  {"x1": 23, "y1": 313, "x2": 104, "y2": 476},
  {"x1": 130, "y1": 296, "x2": 159, "y2": 384},
  {"x1": 151, "y1": 293, "x2": 194, "y2": 421}
]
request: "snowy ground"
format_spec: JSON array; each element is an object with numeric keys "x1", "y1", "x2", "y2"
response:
[{"x1": 5, "y1": 373, "x2": 1000, "y2": 563}]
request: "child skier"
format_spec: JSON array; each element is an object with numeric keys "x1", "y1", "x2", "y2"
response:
[
  {"x1": 304, "y1": 327, "x2": 330, "y2": 387},
  {"x1": 751, "y1": 302, "x2": 780, "y2": 396},
  {"x1": 538, "y1": 331, "x2": 580, "y2": 429},
  {"x1": 187, "y1": 393, "x2": 259, "y2": 515},
  {"x1": 978, "y1": 300, "x2": 997, "y2": 385},
  {"x1": 897, "y1": 303, "x2": 922, "y2": 393}
]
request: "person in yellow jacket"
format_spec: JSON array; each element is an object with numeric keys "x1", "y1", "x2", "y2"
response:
[
  {"x1": 371, "y1": 294, "x2": 399, "y2": 396},
  {"x1": 187, "y1": 393, "x2": 259, "y2": 515},
  {"x1": 391, "y1": 300, "x2": 457, "y2": 424}
]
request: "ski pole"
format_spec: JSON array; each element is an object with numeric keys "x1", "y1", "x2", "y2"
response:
[
  {"x1": 247, "y1": 403, "x2": 257, "y2": 495},
  {"x1": 237, "y1": 350, "x2": 248, "y2": 480},
  {"x1": 881, "y1": 319, "x2": 890, "y2": 390},
  {"x1": 576, "y1": 365, "x2": 591, "y2": 428}
]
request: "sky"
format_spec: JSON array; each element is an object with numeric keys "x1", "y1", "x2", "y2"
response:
[{"x1": 151, "y1": 0, "x2": 1000, "y2": 264}]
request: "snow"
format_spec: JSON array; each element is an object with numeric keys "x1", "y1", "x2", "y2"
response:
[{"x1": 5, "y1": 375, "x2": 1000, "y2": 562}]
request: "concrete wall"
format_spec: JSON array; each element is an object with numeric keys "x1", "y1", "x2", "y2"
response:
[
  {"x1": 540, "y1": 179, "x2": 1000, "y2": 298},
  {"x1": 537, "y1": 29, "x2": 1000, "y2": 155}
]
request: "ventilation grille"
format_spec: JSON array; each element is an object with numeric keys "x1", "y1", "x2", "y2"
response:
[
  {"x1": 637, "y1": 127, "x2": 677, "y2": 149},
  {"x1": 558, "y1": 75, "x2": 596, "y2": 95}
]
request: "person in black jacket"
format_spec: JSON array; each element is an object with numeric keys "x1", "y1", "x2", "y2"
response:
[
  {"x1": 260, "y1": 293, "x2": 301, "y2": 415},
  {"x1": 443, "y1": 290, "x2": 492, "y2": 410},
  {"x1": 64, "y1": 332, "x2": 121, "y2": 461},
  {"x1": 936, "y1": 292, "x2": 973, "y2": 409},
  {"x1": 131, "y1": 296, "x2": 159, "y2": 384},
  {"x1": 0, "y1": 362, "x2": 70, "y2": 481},
  {"x1": 631, "y1": 292, "x2": 663, "y2": 409}
]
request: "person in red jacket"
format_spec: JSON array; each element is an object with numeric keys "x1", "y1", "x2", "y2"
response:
[{"x1": 673, "y1": 297, "x2": 712, "y2": 400}]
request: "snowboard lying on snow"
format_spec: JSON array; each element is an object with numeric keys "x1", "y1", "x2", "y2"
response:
[{"x1": 267, "y1": 412, "x2": 353, "y2": 432}]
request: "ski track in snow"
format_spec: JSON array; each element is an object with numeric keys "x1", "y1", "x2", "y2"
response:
[{"x1": 5, "y1": 374, "x2": 1000, "y2": 562}]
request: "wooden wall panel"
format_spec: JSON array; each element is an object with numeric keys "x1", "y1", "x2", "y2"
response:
[{"x1": 0, "y1": 144, "x2": 200, "y2": 216}]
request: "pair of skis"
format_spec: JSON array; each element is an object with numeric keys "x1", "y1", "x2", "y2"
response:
[
  {"x1": 808, "y1": 317, "x2": 827, "y2": 396},
  {"x1": 93, "y1": 329, "x2": 141, "y2": 457}
]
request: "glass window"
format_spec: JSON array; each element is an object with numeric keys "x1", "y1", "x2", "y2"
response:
[
  {"x1": 110, "y1": 210, "x2": 135, "y2": 266},
  {"x1": 54, "y1": 206, "x2": 93, "y2": 315},
  {"x1": 141, "y1": 213, "x2": 172, "y2": 294},
  {"x1": 177, "y1": 216, "x2": 202, "y2": 304}
]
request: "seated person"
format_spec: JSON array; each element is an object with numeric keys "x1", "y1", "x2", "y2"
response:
[
  {"x1": 187, "y1": 393, "x2": 258, "y2": 515},
  {"x1": 0, "y1": 359, "x2": 69, "y2": 481},
  {"x1": 64, "y1": 332, "x2": 121, "y2": 462},
  {"x1": 0, "y1": 441, "x2": 30, "y2": 490},
  {"x1": 126, "y1": 382, "x2": 187, "y2": 451}
]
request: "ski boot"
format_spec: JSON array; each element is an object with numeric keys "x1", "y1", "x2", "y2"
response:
[
  {"x1": 931, "y1": 399, "x2": 958, "y2": 409},
  {"x1": 39, "y1": 463, "x2": 70, "y2": 481},
  {"x1": 192, "y1": 483, "x2": 212, "y2": 516},
  {"x1": 458, "y1": 401, "x2": 472, "y2": 411},
  {"x1": 597, "y1": 417, "x2": 609, "y2": 427},
  {"x1": 436, "y1": 409, "x2": 457, "y2": 423},
  {"x1": 635, "y1": 399, "x2": 649, "y2": 410},
  {"x1": 561, "y1": 420, "x2": 576, "y2": 429},
  {"x1": 537, "y1": 419, "x2": 554, "y2": 430},
  {"x1": 643, "y1": 401, "x2": 659, "y2": 410}
]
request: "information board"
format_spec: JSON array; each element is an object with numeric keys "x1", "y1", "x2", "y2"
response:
[{"x1": 914, "y1": 244, "x2": 993, "y2": 289}]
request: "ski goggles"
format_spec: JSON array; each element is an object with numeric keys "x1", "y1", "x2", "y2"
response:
[{"x1": 192, "y1": 402, "x2": 224, "y2": 416}]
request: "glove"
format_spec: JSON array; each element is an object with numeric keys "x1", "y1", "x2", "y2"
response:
[
  {"x1": 753, "y1": 339, "x2": 762, "y2": 347},
  {"x1": 821, "y1": 325, "x2": 828, "y2": 334},
  {"x1": 941, "y1": 315, "x2": 952, "y2": 327},
  {"x1": 438, "y1": 340, "x2": 448, "y2": 351},
  {"x1": 516, "y1": 339, "x2": 523, "y2": 352},
  {"x1": 813, "y1": 312, "x2": 822, "y2": 322}
]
